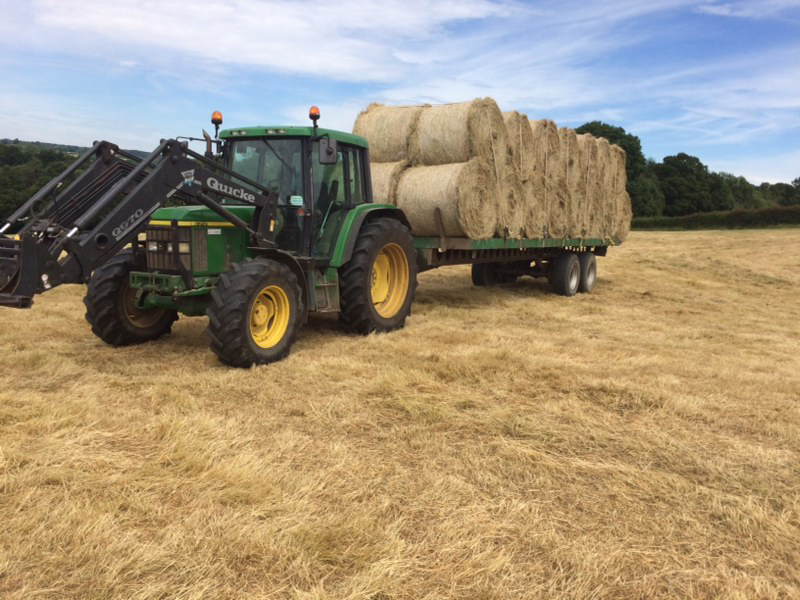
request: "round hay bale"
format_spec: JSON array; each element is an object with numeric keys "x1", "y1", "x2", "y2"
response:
[
  {"x1": 395, "y1": 159, "x2": 497, "y2": 239},
  {"x1": 495, "y1": 151, "x2": 526, "y2": 238},
  {"x1": 609, "y1": 145, "x2": 631, "y2": 241},
  {"x1": 540, "y1": 122, "x2": 568, "y2": 238},
  {"x1": 559, "y1": 127, "x2": 585, "y2": 238},
  {"x1": 369, "y1": 161, "x2": 408, "y2": 205},
  {"x1": 594, "y1": 137, "x2": 614, "y2": 238},
  {"x1": 577, "y1": 134, "x2": 598, "y2": 238},
  {"x1": 353, "y1": 104, "x2": 428, "y2": 163},
  {"x1": 615, "y1": 191, "x2": 633, "y2": 242},
  {"x1": 412, "y1": 98, "x2": 508, "y2": 167},
  {"x1": 502, "y1": 111, "x2": 536, "y2": 181},
  {"x1": 528, "y1": 119, "x2": 560, "y2": 238}
]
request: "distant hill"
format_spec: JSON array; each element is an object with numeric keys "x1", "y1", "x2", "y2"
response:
[{"x1": 1, "y1": 138, "x2": 150, "y2": 160}]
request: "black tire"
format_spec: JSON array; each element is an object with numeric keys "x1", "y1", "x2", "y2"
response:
[
  {"x1": 339, "y1": 218, "x2": 417, "y2": 334},
  {"x1": 577, "y1": 252, "x2": 597, "y2": 293},
  {"x1": 471, "y1": 263, "x2": 495, "y2": 286},
  {"x1": 207, "y1": 259, "x2": 302, "y2": 368},
  {"x1": 84, "y1": 252, "x2": 178, "y2": 346},
  {"x1": 550, "y1": 253, "x2": 580, "y2": 297}
]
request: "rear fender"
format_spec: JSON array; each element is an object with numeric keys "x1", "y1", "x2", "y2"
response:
[{"x1": 328, "y1": 204, "x2": 411, "y2": 268}]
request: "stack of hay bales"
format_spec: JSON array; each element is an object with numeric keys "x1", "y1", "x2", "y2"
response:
[
  {"x1": 354, "y1": 98, "x2": 522, "y2": 239},
  {"x1": 353, "y1": 98, "x2": 631, "y2": 242}
]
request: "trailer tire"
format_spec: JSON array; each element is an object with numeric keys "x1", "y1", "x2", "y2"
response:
[
  {"x1": 84, "y1": 252, "x2": 178, "y2": 346},
  {"x1": 550, "y1": 253, "x2": 580, "y2": 297},
  {"x1": 207, "y1": 259, "x2": 302, "y2": 367},
  {"x1": 577, "y1": 252, "x2": 597, "y2": 293},
  {"x1": 471, "y1": 263, "x2": 494, "y2": 286},
  {"x1": 339, "y1": 218, "x2": 417, "y2": 334}
]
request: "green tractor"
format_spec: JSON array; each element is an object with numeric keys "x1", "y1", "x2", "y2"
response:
[{"x1": 0, "y1": 107, "x2": 417, "y2": 366}]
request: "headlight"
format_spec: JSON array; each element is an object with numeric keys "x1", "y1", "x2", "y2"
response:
[
  {"x1": 146, "y1": 241, "x2": 158, "y2": 252},
  {"x1": 179, "y1": 242, "x2": 190, "y2": 254}
]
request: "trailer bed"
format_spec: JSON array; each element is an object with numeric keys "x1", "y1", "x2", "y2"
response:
[{"x1": 412, "y1": 235, "x2": 618, "y2": 271}]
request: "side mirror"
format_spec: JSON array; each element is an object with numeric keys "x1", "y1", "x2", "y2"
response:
[{"x1": 318, "y1": 138, "x2": 338, "y2": 165}]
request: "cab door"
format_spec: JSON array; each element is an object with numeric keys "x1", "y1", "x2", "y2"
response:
[{"x1": 311, "y1": 143, "x2": 366, "y2": 257}]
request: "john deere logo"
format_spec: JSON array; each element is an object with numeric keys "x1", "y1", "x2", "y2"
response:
[{"x1": 181, "y1": 170, "x2": 195, "y2": 186}]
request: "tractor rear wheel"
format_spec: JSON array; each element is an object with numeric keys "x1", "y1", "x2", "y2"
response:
[
  {"x1": 550, "y1": 252, "x2": 580, "y2": 297},
  {"x1": 207, "y1": 259, "x2": 302, "y2": 367},
  {"x1": 339, "y1": 218, "x2": 417, "y2": 334},
  {"x1": 84, "y1": 252, "x2": 178, "y2": 346}
]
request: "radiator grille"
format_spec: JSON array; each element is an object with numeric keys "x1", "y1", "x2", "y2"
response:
[
  {"x1": 145, "y1": 226, "x2": 191, "y2": 272},
  {"x1": 191, "y1": 228, "x2": 208, "y2": 272}
]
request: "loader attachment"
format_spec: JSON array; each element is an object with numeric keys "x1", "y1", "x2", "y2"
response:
[{"x1": 0, "y1": 139, "x2": 278, "y2": 308}]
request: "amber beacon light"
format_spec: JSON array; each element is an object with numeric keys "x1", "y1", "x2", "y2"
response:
[{"x1": 211, "y1": 111, "x2": 223, "y2": 137}]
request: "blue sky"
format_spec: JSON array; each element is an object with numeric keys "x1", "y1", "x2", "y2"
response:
[{"x1": 1, "y1": 0, "x2": 798, "y2": 183}]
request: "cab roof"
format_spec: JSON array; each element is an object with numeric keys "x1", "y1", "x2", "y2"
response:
[{"x1": 219, "y1": 126, "x2": 368, "y2": 148}]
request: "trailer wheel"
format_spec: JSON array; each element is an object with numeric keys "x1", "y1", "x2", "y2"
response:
[
  {"x1": 84, "y1": 252, "x2": 178, "y2": 346},
  {"x1": 550, "y1": 253, "x2": 580, "y2": 297},
  {"x1": 339, "y1": 218, "x2": 417, "y2": 334},
  {"x1": 577, "y1": 252, "x2": 597, "y2": 293},
  {"x1": 471, "y1": 263, "x2": 494, "y2": 286},
  {"x1": 207, "y1": 259, "x2": 302, "y2": 367}
]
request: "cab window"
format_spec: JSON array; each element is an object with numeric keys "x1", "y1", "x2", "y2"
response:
[
  {"x1": 230, "y1": 138, "x2": 304, "y2": 203},
  {"x1": 346, "y1": 146, "x2": 366, "y2": 204}
]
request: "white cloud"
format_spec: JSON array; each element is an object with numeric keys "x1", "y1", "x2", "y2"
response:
[
  {"x1": 2, "y1": 0, "x2": 799, "y2": 180},
  {"x1": 696, "y1": 0, "x2": 800, "y2": 18},
  {"x1": 24, "y1": 0, "x2": 512, "y2": 82}
]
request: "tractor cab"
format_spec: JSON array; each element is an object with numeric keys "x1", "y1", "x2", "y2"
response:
[{"x1": 215, "y1": 109, "x2": 372, "y2": 259}]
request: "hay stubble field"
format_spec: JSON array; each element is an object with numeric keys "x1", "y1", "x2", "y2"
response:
[{"x1": 1, "y1": 229, "x2": 799, "y2": 599}]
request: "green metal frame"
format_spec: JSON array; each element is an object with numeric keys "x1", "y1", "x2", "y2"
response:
[{"x1": 412, "y1": 236, "x2": 620, "y2": 251}]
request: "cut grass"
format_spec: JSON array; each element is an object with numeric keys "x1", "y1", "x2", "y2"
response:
[{"x1": 1, "y1": 229, "x2": 799, "y2": 599}]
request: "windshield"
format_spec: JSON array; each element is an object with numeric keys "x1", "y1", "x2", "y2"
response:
[{"x1": 229, "y1": 138, "x2": 303, "y2": 203}]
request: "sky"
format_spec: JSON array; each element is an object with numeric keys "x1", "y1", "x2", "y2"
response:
[{"x1": 1, "y1": 0, "x2": 798, "y2": 184}]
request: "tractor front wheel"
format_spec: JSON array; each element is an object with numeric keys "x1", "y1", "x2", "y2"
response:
[
  {"x1": 339, "y1": 218, "x2": 417, "y2": 334},
  {"x1": 207, "y1": 259, "x2": 302, "y2": 367},
  {"x1": 84, "y1": 252, "x2": 178, "y2": 346}
]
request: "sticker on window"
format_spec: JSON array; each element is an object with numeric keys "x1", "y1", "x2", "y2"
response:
[{"x1": 290, "y1": 195, "x2": 304, "y2": 207}]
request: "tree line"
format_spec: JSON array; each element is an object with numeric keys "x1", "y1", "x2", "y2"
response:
[
  {"x1": 0, "y1": 140, "x2": 78, "y2": 220},
  {"x1": 2, "y1": 132, "x2": 799, "y2": 221},
  {"x1": 575, "y1": 122, "x2": 799, "y2": 217}
]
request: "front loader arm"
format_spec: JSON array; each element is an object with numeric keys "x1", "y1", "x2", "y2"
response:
[{"x1": 0, "y1": 139, "x2": 278, "y2": 308}]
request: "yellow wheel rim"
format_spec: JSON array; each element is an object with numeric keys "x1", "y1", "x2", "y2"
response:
[
  {"x1": 250, "y1": 285, "x2": 291, "y2": 348},
  {"x1": 122, "y1": 282, "x2": 167, "y2": 328},
  {"x1": 370, "y1": 243, "x2": 409, "y2": 318}
]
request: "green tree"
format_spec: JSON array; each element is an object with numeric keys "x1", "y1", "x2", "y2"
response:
[
  {"x1": 768, "y1": 182, "x2": 799, "y2": 206},
  {"x1": 652, "y1": 153, "x2": 713, "y2": 216},
  {"x1": 708, "y1": 172, "x2": 735, "y2": 211},
  {"x1": 627, "y1": 163, "x2": 664, "y2": 217},
  {"x1": 0, "y1": 146, "x2": 74, "y2": 220}
]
